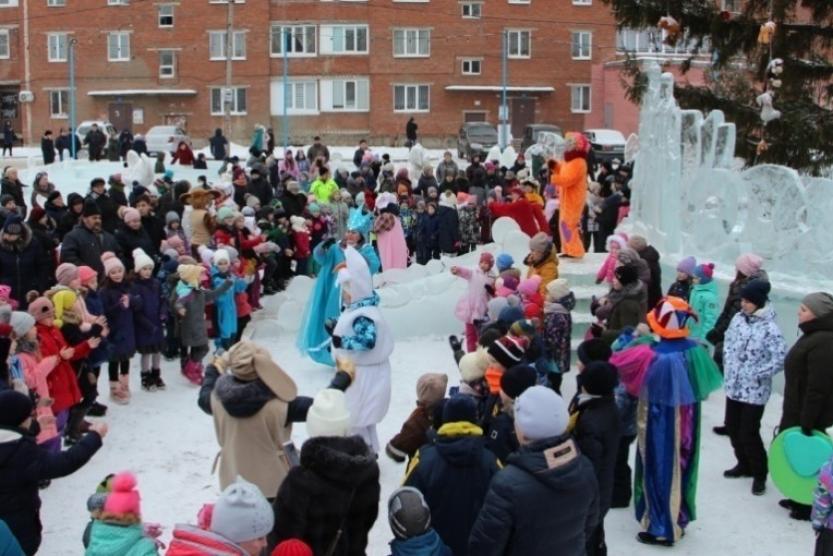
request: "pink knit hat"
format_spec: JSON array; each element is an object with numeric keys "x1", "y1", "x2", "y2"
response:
[
  {"x1": 78, "y1": 266, "x2": 97, "y2": 285},
  {"x1": 0, "y1": 284, "x2": 18, "y2": 309},
  {"x1": 101, "y1": 252, "x2": 124, "y2": 277},
  {"x1": 735, "y1": 253, "x2": 763, "y2": 277},
  {"x1": 103, "y1": 472, "x2": 141, "y2": 517},
  {"x1": 165, "y1": 235, "x2": 186, "y2": 254},
  {"x1": 518, "y1": 276, "x2": 542, "y2": 297},
  {"x1": 122, "y1": 207, "x2": 140, "y2": 224},
  {"x1": 479, "y1": 252, "x2": 494, "y2": 268},
  {"x1": 27, "y1": 296, "x2": 54, "y2": 323},
  {"x1": 54, "y1": 262, "x2": 79, "y2": 286}
]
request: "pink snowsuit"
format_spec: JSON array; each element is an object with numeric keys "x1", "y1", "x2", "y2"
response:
[
  {"x1": 375, "y1": 213, "x2": 409, "y2": 271},
  {"x1": 454, "y1": 266, "x2": 495, "y2": 351},
  {"x1": 596, "y1": 252, "x2": 618, "y2": 285}
]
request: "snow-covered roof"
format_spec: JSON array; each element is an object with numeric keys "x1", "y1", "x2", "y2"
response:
[
  {"x1": 444, "y1": 85, "x2": 555, "y2": 93},
  {"x1": 86, "y1": 89, "x2": 197, "y2": 96}
]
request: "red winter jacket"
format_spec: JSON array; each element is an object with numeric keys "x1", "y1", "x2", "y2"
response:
[
  {"x1": 488, "y1": 199, "x2": 549, "y2": 238},
  {"x1": 171, "y1": 143, "x2": 195, "y2": 166},
  {"x1": 35, "y1": 322, "x2": 90, "y2": 412},
  {"x1": 165, "y1": 524, "x2": 248, "y2": 555}
]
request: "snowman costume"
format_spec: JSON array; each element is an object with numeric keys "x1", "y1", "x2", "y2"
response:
[{"x1": 332, "y1": 246, "x2": 393, "y2": 452}]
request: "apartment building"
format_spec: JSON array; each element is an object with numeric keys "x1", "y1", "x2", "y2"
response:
[{"x1": 0, "y1": 0, "x2": 618, "y2": 146}]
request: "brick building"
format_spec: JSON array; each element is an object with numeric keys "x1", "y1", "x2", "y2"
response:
[{"x1": 0, "y1": 0, "x2": 619, "y2": 147}]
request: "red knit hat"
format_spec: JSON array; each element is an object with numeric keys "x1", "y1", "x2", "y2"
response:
[
  {"x1": 271, "y1": 539, "x2": 313, "y2": 556},
  {"x1": 78, "y1": 266, "x2": 97, "y2": 285}
]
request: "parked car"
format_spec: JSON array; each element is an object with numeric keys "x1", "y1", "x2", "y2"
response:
[
  {"x1": 75, "y1": 120, "x2": 116, "y2": 148},
  {"x1": 520, "y1": 123, "x2": 563, "y2": 152},
  {"x1": 583, "y1": 128, "x2": 626, "y2": 163},
  {"x1": 457, "y1": 122, "x2": 499, "y2": 160},
  {"x1": 145, "y1": 125, "x2": 191, "y2": 155}
]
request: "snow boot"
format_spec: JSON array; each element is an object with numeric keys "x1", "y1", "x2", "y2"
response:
[
  {"x1": 752, "y1": 477, "x2": 766, "y2": 496},
  {"x1": 109, "y1": 381, "x2": 129, "y2": 405},
  {"x1": 183, "y1": 360, "x2": 203, "y2": 385},
  {"x1": 152, "y1": 368, "x2": 166, "y2": 390},
  {"x1": 63, "y1": 405, "x2": 88, "y2": 445},
  {"x1": 713, "y1": 425, "x2": 729, "y2": 436},
  {"x1": 141, "y1": 371, "x2": 156, "y2": 392},
  {"x1": 723, "y1": 464, "x2": 753, "y2": 478},
  {"x1": 118, "y1": 373, "x2": 131, "y2": 400},
  {"x1": 636, "y1": 532, "x2": 673, "y2": 547},
  {"x1": 87, "y1": 401, "x2": 108, "y2": 417}
]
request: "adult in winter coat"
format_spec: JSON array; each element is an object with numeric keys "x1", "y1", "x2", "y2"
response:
[
  {"x1": 488, "y1": 187, "x2": 549, "y2": 238},
  {"x1": 435, "y1": 152, "x2": 459, "y2": 184},
  {"x1": 44, "y1": 191, "x2": 67, "y2": 229},
  {"x1": 26, "y1": 208, "x2": 58, "y2": 294},
  {"x1": 0, "y1": 216, "x2": 48, "y2": 309},
  {"x1": 469, "y1": 386, "x2": 599, "y2": 556},
  {"x1": 523, "y1": 232, "x2": 558, "y2": 296},
  {"x1": 271, "y1": 399, "x2": 380, "y2": 555},
  {"x1": 209, "y1": 128, "x2": 229, "y2": 160},
  {"x1": 84, "y1": 124, "x2": 106, "y2": 161},
  {"x1": 307, "y1": 136, "x2": 330, "y2": 163},
  {"x1": 779, "y1": 292, "x2": 833, "y2": 520},
  {"x1": 279, "y1": 180, "x2": 307, "y2": 217},
  {"x1": 722, "y1": 279, "x2": 786, "y2": 495},
  {"x1": 598, "y1": 265, "x2": 647, "y2": 345},
  {"x1": 86, "y1": 178, "x2": 120, "y2": 234},
  {"x1": 550, "y1": 133, "x2": 589, "y2": 258},
  {"x1": 2, "y1": 121, "x2": 15, "y2": 156},
  {"x1": 1, "y1": 168, "x2": 26, "y2": 218},
  {"x1": 117, "y1": 129, "x2": 133, "y2": 160},
  {"x1": 406, "y1": 117, "x2": 418, "y2": 145},
  {"x1": 56, "y1": 193, "x2": 83, "y2": 243},
  {"x1": 130, "y1": 134, "x2": 147, "y2": 156},
  {"x1": 436, "y1": 192, "x2": 460, "y2": 255},
  {"x1": 404, "y1": 395, "x2": 500, "y2": 556},
  {"x1": 0, "y1": 390, "x2": 106, "y2": 556},
  {"x1": 628, "y1": 235, "x2": 662, "y2": 309},
  {"x1": 246, "y1": 164, "x2": 273, "y2": 208},
  {"x1": 40, "y1": 130, "x2": 56, "y2": 165},
  {"x1": 688, "y1": 263, "x2": 719, "y2": 342},
  {"x1": 60, "y1": 201, "x2": 122, "y2": 277},
  {"x1": 171, "y1": 141, "x2": 195, "y2": 166}
]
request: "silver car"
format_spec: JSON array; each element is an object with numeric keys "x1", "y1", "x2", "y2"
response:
[{"x1": 145, "y1": 125, "x2": 191, "y2": 155}]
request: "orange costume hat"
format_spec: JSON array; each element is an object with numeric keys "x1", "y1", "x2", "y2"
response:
[{"x1": 647, "y1": 296, "x2": 698, "y2": 339}]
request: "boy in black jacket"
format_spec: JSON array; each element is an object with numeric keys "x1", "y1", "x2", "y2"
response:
[{"x1": 0, "y1": 390, "x2": 106, "y2": 555}]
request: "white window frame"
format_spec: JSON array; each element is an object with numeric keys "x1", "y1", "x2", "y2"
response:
[
  {"x1": 393, "y1": 84, "x2": 429, "y2": 113},
  {"x1": 276, "y1": 80, "x2": 319, "y2": 115},
  {"x1": 571, "y1": 31, "x2": 592, "y2": 60},
  {"x1": 506, "y1": 29, "x2": 531, "y2": 59},
  {"x1": 270, "y1": 24, "x2": 317, "y2": 57},
  {"x1": 0, "y1": 29, "x2": 9, "y2": 59},
  {"x1": 508, "y1": 0, "x2": 530, "y2": 4},
  {"x1": 0, "y1": 0, "x2": 19, "y2": 6},
  {"x1": 393, "y1": 28, "x2": 430, "y2": 58},
  {"x1": 321, "y1": 24, "x2": 368, "y2": 55},
  {"x1": 461, "y1": 58, "x2": 481, "y2": 75},
  {"x1": 47, "y1": 32, "x2": 68, "y2": 63},
  {"x1": 158, "y1": 4, "x2": 174, "y2": 28},
  {"x1": 461, "y1": 2, "x2": 482, "y2": 18},
  {"x1": 572, "y1": 0, "x2": 591, "y2": 4},
  {"x1": 323, "y1": 78, "x2": 369, "y2": 112},
  {"x1": 208, "y1": 0, "x2": 245, "y2": 3},
  {"x1": 210, "y1": 87, "x2": 247, "y2": 116},
  {"x1": 107, "y1": 31, "x2": 131, "y2": 62},
  {"x1": 49, "y1": 89, "x2": 69, "y2": 118},
  {"x1": 47, "y1": 0, "x2": 66, "y2": 6},
  {"x1": 570, "y1": 84, "x2": 591, "y2": 113},
  {"x1": 209, "y1": 30, "x2": 246, "y2": 60},
  {"x1": 159, "y1": 50, "x2": 175, "y2": 78},
  {"x1": 107, "y1": 0, "x2": 129, "y2": 5}
]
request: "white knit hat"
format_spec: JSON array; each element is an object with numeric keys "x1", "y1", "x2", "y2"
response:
[
  {"x1": 306, "y1": 389, "x2": 351, "y2": 438},
  {"x1": 212, "y1": 248, "x2": 230, "y2": 266},
  {"x1": 10, "y1": 311, "x2": 35, "y2": 338},
  {"x1": 132, "y1": 248, "x2": 154, "y2": 272},
  {"x1": 458, "y1": 349, "x2": 490, "y2": 383},
  {"x1": 514, "y1": 386, "x2": 569, "y2": 442},
  {"x1": 545, "y1": 278, "x2": 570, "y2": 301},
  {"x1": 211, "y1": 478, "x2": 274, "y2": 543}
]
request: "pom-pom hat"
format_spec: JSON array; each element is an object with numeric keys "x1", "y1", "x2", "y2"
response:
[{"x1": 647, "y1": 296, "x2": 697, "y2": 339}]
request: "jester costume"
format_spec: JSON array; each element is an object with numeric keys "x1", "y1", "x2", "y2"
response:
[
  {"x1": 610, "y1": 297, "x2": 722, "y2": 545},
  {"x1": 550, "y1": 132, "x2": 589, "y2": 258},
  {"x1": 296, "y1": 208, "x2": 380, "y2": 366}
]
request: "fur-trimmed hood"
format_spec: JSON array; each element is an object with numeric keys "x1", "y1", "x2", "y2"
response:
[
  {"x1": 0, "y1": 222, "x2": 32, "y2": 251},
  {"x1": 299, "y1": 435, "x2": 378, "y2": 485}
]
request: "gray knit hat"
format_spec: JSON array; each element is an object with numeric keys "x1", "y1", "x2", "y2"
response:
[
  {"x1": 388, "y1": 487, "x2": 431, "y2": 540},
  {"x1": 10, "y1": 311, "x2": 35, "y2": 338},
  {"x1": 211, "y1": 478, "x2": 274, "y2": 543},
  {"x1": 803, "y1": 292, "x2": 833, "y2": 319}
]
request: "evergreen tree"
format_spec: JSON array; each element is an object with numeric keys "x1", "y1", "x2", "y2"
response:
[{"x1": 605, "y1": 0, "x2": 833, "y2": 175}]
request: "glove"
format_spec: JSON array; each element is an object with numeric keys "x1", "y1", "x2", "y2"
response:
[
  {"x1": 802, "y1": 426, "x2": 814, "y2": 437},
  {"x1": 331, "y1": 335, "x2": 343, "y2": 348},
  {"x1": 324, "y1": 318, "x2": 337, "y2": 336},
  {"x1": 322, "y1": 237, "x2": 337, "y2": 251},
  {"x1": 484, "y1": 284, "x2": 496, "y2": 296}
]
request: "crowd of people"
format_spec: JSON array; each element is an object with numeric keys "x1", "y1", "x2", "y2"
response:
[{"x1": 0, "y1": 128, "x2": 831, "y2": 556}]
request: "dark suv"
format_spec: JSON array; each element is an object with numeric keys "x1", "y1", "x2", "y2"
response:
[{"x1": 457, "y1": 123, "x2": 498, "y2": 160}]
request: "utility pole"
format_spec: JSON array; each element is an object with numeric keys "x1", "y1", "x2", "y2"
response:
[
  {"x1": 224, "y1": 0, "x2": 234, "y2": 139},
  {"x1": 69, "y1": 38, "x2": 77, "y2": 159},
  {"x1": 282, "y1": 27, "x2": 289, "y2": 151},
  {"x1": 500, "y1": 29, "x2": 509, "y2": 150},
  {"x1": 22, "y1": 0, "x2": 31, "y2": 146}
]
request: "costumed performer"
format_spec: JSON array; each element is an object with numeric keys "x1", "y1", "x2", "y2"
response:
[
  {"x1": 550, "y1": 132, "x2": 589, "y2": 258},
  {"x1": 609, "y1": 296, "x2": 723, "y2": 546},
  {"x1": 296, "y1": 207, "x2": 380, "y2": 366}
]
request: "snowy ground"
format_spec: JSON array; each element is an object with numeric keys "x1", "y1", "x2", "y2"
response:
[{"x1": 39, "y1": 290, "x2": 815, "y2": 555}]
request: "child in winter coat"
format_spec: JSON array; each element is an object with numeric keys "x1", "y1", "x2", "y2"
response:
[
  {"x1": 484, "y1": 364, "x2": 537, "y2": 464},
  {"x1": 388, "y1": 487, "x2": 452, "y2": 556},
  {"x1": 210, "y1": 248, "x2": 248, "y2": 350},
  {"x1": 569, "y1": 361, "x2": 621, "y2": 556},
  {"x1": 306, "y1": 203, "x2": 329, "y2": 248},
  {"x1": 174, "y1": 264, "x2": 233, "y2": 385},
  {"x1": 517, "y1": 276, "x2": 543, "y2": 319},
  {"x1": 456, "y1": 193, "x2": 479, "y2": 254},
  {"x1": 689, "y1": 263, "x2": 719, "y2": 342},
  {"x1": 451, "y1": 252, "x2": 496, "y2": 352},
  {"x1": 289, "y1": 216, "x2": 311, "y2": 276},
  {"x1": 542, "y1": 278, "x2": 575, "y2": 393},
  {"x1": 386, "y1": 373, "x2": 448, "y2": 463},
  {"x1": 99, "y1": 252, "x2": 139, "y2": 405},
  {"x1": 595, "y1": 233, "x2": 627, "y2": 285},
  {"x1": 813, "y1": 454, "x2": 833, "y2": 554},
  {"x1": 722, "y1": 279, "x2": 786, "y2": 495},
  {"x1": 130, "y1": 249, "x2": 166, "y2": 392},
  {"x1": 77, "y1": 266, "x2": 109, "y2": 418},
  {"x1": 667, "y1": 256, "x2": 696, "y2": 301},
  {"x1": 84, "y1": 472, "x2": 160, "y2": 555},
  {"x1": 495, "y1": 253, "x2": 520, "y2": 283},
  {"x1": 415, "y1": 201, "x2": 438, "y2": 264}
]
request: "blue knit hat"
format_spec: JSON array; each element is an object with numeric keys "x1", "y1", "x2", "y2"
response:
[
  {"x1": 442, "y1": 394, "x2": 477, "y2": 424},
  {"x1": 740, "y1": 279, "x2": 771, "y2": 308},
  {"x1": 694, "y1": 263, "x2": 715, "y2": 284},
  {"x1": 496, "y1": 253, "x2": 514, "y2": 272}
]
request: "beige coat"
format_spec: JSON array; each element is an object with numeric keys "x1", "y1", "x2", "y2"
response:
[{"x1": 211, "y1": 393, "x2": 292, "y2": 499}]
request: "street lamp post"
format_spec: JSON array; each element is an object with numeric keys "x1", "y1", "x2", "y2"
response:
[{"x1": 68, "y1": 38, "x2": 77, "y2": 159}]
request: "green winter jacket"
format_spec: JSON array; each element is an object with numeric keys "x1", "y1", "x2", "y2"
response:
[
  {"x1": 689, "y1": 280, "x2": 719, "y2": 341},
  {"x1": 85, "y1": 521, "x2": 158, "y2": 556}
]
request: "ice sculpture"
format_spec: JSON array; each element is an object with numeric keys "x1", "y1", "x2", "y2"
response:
[
  {"x1": 123, "y1": 150, "x2": 155, "y2": 187},
  {"x1": 623, "y1": 61, "x2": 833, "y2": 282}
]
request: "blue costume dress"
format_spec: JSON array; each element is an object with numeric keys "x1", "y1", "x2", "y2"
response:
[{"x1": 296, "y1": 208, "x2": 380, "y2": 366}]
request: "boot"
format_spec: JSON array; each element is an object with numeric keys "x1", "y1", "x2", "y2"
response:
[
  {"x1": 723, "y1": 464, "x2": 753, "y2": 478},
  {"x1": 87, "y1": 401, "x2": 108, "y2": 417},
  {"x1": 152, "y1": 368, "x2": 166, "y2": 390},
  {"x1": 63, "y1": 405, "x2": 88, "y2": 445},
  {"x1": 713, "y1": 425, "x2": 729, "y2": 436},
  {"x1": 109, "y1": 381, "x2": 129, "y2": 405},
  {"x1": 790, "y1": 504, "x2": 812, "y2": 521},
  {"x1": 119, "y1": 373, "x2": 131, "y2": 400},
  {"x1": 141, "y1": 371, "x2": 156, "y2": 392},
  {"x1": 183, "y1": 360, "x2": 203, "y2": 385},
  {"x1": 448, "y1": 335, "x2": 463, "y2": 353},
  {"x1": 752, "y1": 477, "x2": 766, "y2": 496},
  {"x1": 636, "y1": 532, "x2": 673, "y2": 547}
]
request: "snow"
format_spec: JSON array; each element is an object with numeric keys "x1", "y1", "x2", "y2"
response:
[{"x1": 39, "y1": 249, "x2": 815, "y2": 555}]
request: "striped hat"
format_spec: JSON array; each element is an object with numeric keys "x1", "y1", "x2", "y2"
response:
[{"x1": 487, "y1": 334, "x2": 528, "y2": 369}]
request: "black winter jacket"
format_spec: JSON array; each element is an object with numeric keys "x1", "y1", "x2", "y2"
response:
[
  {"x1": 115, "y1": 224, "x2": 155, "y2": 272},
  {"x1": 636, "y1": 245, "x2": 662, "y2": 309},
  {"x1": 60, "y1": 223, "x2": 122, "y2": 277},
  {"x1": 0, "y1": 427, "x2": 102, "y2": 556},
  {"x1": 85, "y1": 192, "x2": 120, "y2": 234},
  {"x1": 469, "y1": 434, "x2": 599, "y2": 556},
  {"x1": 270, "y1": 435, "x2": 380, "y2": 556},
  {"x1": 0, "y1": 177, "x2": 26, "y2": 218},
  {"x1": 780, "y1": 312, "x2": 833, "y2": 432},
  {"x1": 436, "y1": 205, "x2": 460, "y2": 254},
  {"x1": 573, "y1": 397, "x2": 621, "y2": 518},
  {"x1": 0, "y1": 225, "x2": 48, "y2": 308}
]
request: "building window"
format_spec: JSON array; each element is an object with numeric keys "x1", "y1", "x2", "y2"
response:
[
  {"x1": 49, "y1": 89, "x2": 69, "y2": 118},
  {"x1": 158, "y1": 5, "x2": 174, "y2": 28},
  {"x1": 324, "y1": 78, "x2": 369, "y2": 111},
  {"x1": 270, "y1": 24, "x2": 317, "y2": 57},
  {"x1": 47, "y1": 0, "x2": 66, "y2": 6},
  {"x1": 0, "y1": 0, "x2": 19, "y2": 6},
  {"x1": 570, "y1": 84, "x2": 591, "y2": 113},
  {"x1": 461, "y1": 58, "x2": 481, "y2": 75},
  {"x1": 393, "y1": 28, "x2": 430, "y2": 57},
  {"x1": 506, "y1": 29, "x2": 531, "y2": 58},
  {"x1": 572, "y1": 0, "x2": 591, "y2": 4},
  {"x1": 273, "y1": 80, "x2": 318, "y2": 115},
  {"x1": 508, "y1": 0, "x2": 530, "y2": 4},
  {"x1": 321, "y1": 25, "x2": 368, "y2": 54},
  {"x1": 107, "y1": 32, "x2": 130, "y2": 61},
  {"x1": 47, "y1": 33, "x2": 68, "y2": 62},
  {"x1": 461, "y1": 2, "x2": 482, "y2": 17},
  {"x1": 0, "y1": 30, "x2": 9, "y2": 59},
  {"x1": 209, "y1": 30, "x2": 246, "y2": 60},
  {"x1": 210, "y1": 87, "x2": 247, "y2": 115},
  {"x1": 159, "y1": 50, "x2": 175, "y2": 78},
  {"x1": 107, "y1": 0, "x2": 129, "y2": 5},
  {"x1": 571, "y1": 31, "x2": 591, "y2": 60},
  {"x1": 393, "y1": 84, "x2": 429, "y2": 112}
]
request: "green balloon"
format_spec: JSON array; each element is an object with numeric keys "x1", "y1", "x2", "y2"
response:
[{"x1": 769, "y1": 427, "x2": 833, "y2": 505}]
